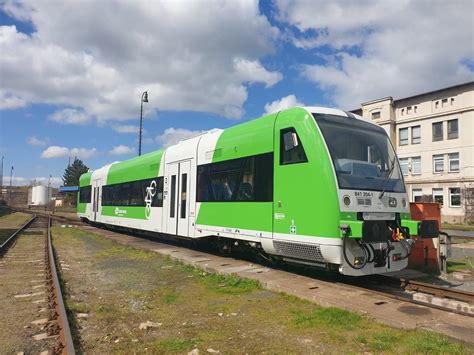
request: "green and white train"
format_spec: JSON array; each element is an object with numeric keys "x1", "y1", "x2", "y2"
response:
[{"x1": 77, "y1": 107, "x2": 437, "y2": 276}]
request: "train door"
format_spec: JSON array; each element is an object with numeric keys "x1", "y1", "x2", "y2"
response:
[
  {"x1": 273, "y1": 117, "x2": 311, "y2": 238},
  {"x1": 165, "y1": 161, "x2": 191, "y2": 236},
  {"x1": 165, "y1": 163, "x2": 179, "y2": 234},
  {"x1": 177, "y1": 160, "x2": 191, "y2": 236},
  {"x1": 92, "y1": 179, "x2": 102, "y2": 222}
]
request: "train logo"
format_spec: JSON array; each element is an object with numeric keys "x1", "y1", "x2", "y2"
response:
[{"x1": 144, "y1": 180, "x2": 157, "y2": 219}]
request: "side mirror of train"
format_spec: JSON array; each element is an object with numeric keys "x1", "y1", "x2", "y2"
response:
[
  {"x1": 418, "y1": 220, "x2": 439, "y2": 239},
  {"x1": 283, "y1": 131, "x2": 299, "y2": 150}
]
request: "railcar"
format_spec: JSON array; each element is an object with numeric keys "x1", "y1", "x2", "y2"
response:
[{"x1": 77, "y1": 107, "x2": 437, "y2": 276}]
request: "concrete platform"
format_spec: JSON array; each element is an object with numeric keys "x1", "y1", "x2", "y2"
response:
[{"x1": 71, "y1": 225, "x2": 474, "y2": 346}]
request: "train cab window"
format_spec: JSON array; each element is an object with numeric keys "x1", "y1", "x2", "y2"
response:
[
  {"x1": 79, "y1": 186, "x2": 92, "y2": 203},
  {"x1": 280, "y1": 128, "x2": 308, "y2": 165}
]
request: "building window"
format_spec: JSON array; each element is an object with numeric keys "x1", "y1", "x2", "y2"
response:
[
  {"x1": 412, "y1": 188, "x2": 423, "y2": 203},
  {"x1": 449, "y1": 188, "x2": 461, "y2": 207},
  {"x1": 433, "y1": 154, "x2": 444, "y2": 173},
  {"x1": 435, "y1": 101, "x2": 439, "y2": 109},
  {"x1": 399, "y1": 128, "x2": 408, "y2": 146},
  {"x1": 401, "y1": 108, "x2": 405, "y2": 115},
  {"x1": 411, "y1": 156, "x2": 421, "y2": 175},
  {"x1": 447, "y1": 119, "x2": 458, "y2": 139},
  {"x1": 442, "y1": 98, "x2": 448, "y2": 107},
  {"x1": 451, "y1": 98, "x2": 455, "y2": 105},
  {"x1": 432, "y1": 188, "x2": 444, "y2": 205},
  {"x1": 371, "y1": 111, "x2": 381, "y2": 119},
  {"x1": 407, "y1": 106, "x2": 412, "y2": 114},
  {"x1": 432, "y1": 122, "x2": 443, "y2": 141},
  {"x1": 448, "y1": 153, "x2": 460, "y2": 172},
  {"x1": 414, "y1": 105, "x2": 418, "y2": 113},
  {"x1": 411, "y1": 125, "x2": 421, "y2": 144},
  {"x1": 399, "y1": 158, "x2": 409, "y2": 176}
]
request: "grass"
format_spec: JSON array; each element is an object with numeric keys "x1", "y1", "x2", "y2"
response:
[
  {"x1": 447, "y1": 257, "x2": 474, "y2": 273},
  {"x1": 442, "y1": 223, "x2": 474, "y2": 232},
  {"x1": 51, "y1": 226, "x2": 470, "y2": 354},
  {"x1": 0, "y1": 211, "x2": 32, "y2": 229},
  {"x1": 0, "y1": 207, "x2": 12, "y2": 218},
  {"x1": 291, "y1": 307, "x2": 363, "y2": 330},
  {"x1": 162, "y1": 292, "x2": 178, "y2": 304},
  {"x1": 406, "y1": 332, "x2": 467, "y2": 354},
  {"x1": 156, "y1": 338, "x2": 202, "y2": 352}
]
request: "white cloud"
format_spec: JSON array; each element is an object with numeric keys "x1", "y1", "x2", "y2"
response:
[
  {"x1": 27, "y1": 136, "x2": 47, "y2": 146},
  {"x1": 0, "y1": 1, "x2": 281, "y2": 119},
  {"x1": 112, "y1": 125, "x2": 140, "y2": 134},
  {"x1": 10, "y1": 176, "x2": 62, "y2": 187},
  {"x1": 156, "y1": 128, "x2": 206, "y2": 148},
  {"x1": 109, "y1": 145, "x2": 134, "y2": 155},
  {"x1": 49, "y1": 108, "x2": 91, "y2": 125},
  {"x1": 276, "y1": 0, "x2": 474, "y2": 108},
  {"x1": 40, "y1": 146, "x2": 97, "y2": 159},
  {"x1": 0, "y1": 90, "x2": 26, "y2": 109},
  {"x1": 264, "y1": 94, "x2": 305, "y2": 114}
]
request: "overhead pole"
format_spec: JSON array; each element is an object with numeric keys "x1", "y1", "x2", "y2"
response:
[
  {"x1": 138, "y1": 91, "x2": 149, "y2": 156},
  {"x1": 0, "y1": 155, "x2": 3, "y2": 200},
  {"x1": 9, "y1": 165, "x2": 13, "y2": 206}
]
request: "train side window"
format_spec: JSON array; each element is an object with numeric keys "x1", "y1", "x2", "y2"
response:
[
  {"x1": 170, "y1": 175, "x2": 177, "y2": 218},
  {"x1": 280, "y1": 128, "x2": 308, "y2": 165},
  {"x1": 153, "y1": 177, "x2": 164, "y2": 207},
  {"x1": 180, "y1": 173, "x2": 187, "y2": 218},
  {"x1": 79, "y1": 185, "x2": 92, "y2": 203},
  {"x1": 197, "y1": 152, "x2": 273, "y2": 202}
]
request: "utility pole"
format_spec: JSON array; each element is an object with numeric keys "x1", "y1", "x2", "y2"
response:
[
  {"x1": 138, "y1": 91, "x2": 149, "y2": 156},
  {"x1": 9, "y1": 165, "x2": 13, "y2": 206},
  {"x1": 0, "y1": 155, "x2": 4, "y2": 201}
]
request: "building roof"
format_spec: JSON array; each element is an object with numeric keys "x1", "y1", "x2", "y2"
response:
[
  {"x1": 59, "y1": 185, "x2": 79, "y2": 193},
  {"x1": 351, "y1": 81, "x2": 473, "y2": 112}
]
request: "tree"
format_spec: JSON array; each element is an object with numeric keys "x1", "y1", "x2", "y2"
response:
[{"x1": 63, "y1": 158, "x2": 89, "y2": 186}]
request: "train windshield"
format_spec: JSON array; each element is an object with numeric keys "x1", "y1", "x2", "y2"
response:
[{"x1": 313, "y1": 113, "x2": 405, "y2": 193}]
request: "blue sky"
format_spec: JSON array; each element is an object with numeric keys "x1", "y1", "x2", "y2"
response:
[{"x1": 0, "y1": 0, "x2": 472, "y2": 187}]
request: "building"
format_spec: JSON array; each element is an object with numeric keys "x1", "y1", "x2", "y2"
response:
[{"x1": 352, "y1": 82, "x2": 474, "y2": 223}]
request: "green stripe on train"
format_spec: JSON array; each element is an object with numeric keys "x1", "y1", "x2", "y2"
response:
[
  {"x1": 77, "y1": 202, "x2": 87, "y2": 213},
  {"x1": 101, "y1": 206, "x2": 147, "y2": 219},
  {"x1": 107, "y1": 150, "x2": 165, "y2": 185},
  {"x1": 79, "y1": 171, "x2": 92, "y2": 187}
]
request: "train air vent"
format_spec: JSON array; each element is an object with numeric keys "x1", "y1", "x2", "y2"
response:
[{"x1": 273, "y1": 241, "x2": 324, "y2": 262}]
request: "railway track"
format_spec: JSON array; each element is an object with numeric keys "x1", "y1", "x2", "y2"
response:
[
  {"x1": 0, "y1": 214, "x2": 75, "y2": 354},
  {"x1": 22, "y1": 209, "x2": 474, "y2": 317},
  {"x1": 0, "y1": 214, "x2": 37, "y2": 255},
  {"x1": 400, "y1": 278, "x2": 474, "y2": 304}
]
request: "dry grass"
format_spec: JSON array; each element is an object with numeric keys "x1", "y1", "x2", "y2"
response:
[{"x1": 52, "y1": 227, "x2": 468, "y2": 354}]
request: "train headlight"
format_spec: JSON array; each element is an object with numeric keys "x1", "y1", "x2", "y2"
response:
[
  {"x1": 388, "y1": 197, "x2": 397, "y2": 207},
  {"x1": 343, "y1": 195, "x2": 351, "y2": 206}
]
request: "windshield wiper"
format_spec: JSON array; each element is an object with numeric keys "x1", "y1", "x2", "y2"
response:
[{"x1": 379, "y1": 156, "x2": 396, "y2": 199}]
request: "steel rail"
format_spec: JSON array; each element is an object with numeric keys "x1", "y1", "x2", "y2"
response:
[
  {"x1": 400, "y1": 278, "x2": 474, "y2": 305},
  {"x1": 46, "y1": 217, "x2": 76, "y2": 354},
  {"x1": 0, "y1": 214, "x2": 37, "y2": 254}
]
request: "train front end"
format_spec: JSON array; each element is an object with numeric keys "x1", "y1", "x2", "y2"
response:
[{"x1": 313, "y1": 112, "x2": 437, "y2": 276}]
